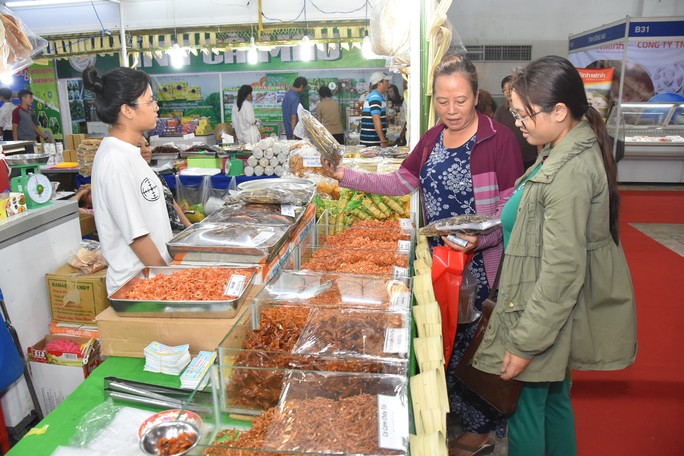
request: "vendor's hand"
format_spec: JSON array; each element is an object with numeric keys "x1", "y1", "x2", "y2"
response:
[
  {"x1": 501, "y1": 351, "x2": 532, "y2": 380},
  {"x1": 380, "y1": 139, "x2": 389, "y2": 147},
  {"x1": 320, "y1": 157, "x2": 345, "y2": 181},
  {"x1": 441, "y1": 233, "x2": 479, "y2": 253}
]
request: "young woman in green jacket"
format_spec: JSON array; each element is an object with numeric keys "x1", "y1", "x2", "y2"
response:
[{"x1": 472, "y1": 55, "x2": 638, "y2": 455}]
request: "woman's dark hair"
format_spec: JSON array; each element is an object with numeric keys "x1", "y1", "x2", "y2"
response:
[
  {"x1": 433, "y1": 54, "x2": 478, "y2": 96},
  {"x1": 82, "y1": 66, "x2": 151, "y2": 125},
  {"x1": 318, "y1": 86, "x2": 332, "y2": 98},
  {"x1": 512, "y1": 55, "x2": 620, "y2": 244},
  {"x1": 236, "y1": 85, "x2": 253, "y2": 111},
  {"x1": 387, "y1": 84, "x2": 404, "y2": 105},
  {"x1": 500, "y1": 75, "x2": 512, "y2": 90}
]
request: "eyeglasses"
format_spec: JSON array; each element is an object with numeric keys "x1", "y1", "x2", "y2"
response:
[
  {"x1": 509, "y1": 105, "x2": 553, "y2": 128},
  {"x1": 132, "y1": 97, "x2": 158, "y2": 107}
]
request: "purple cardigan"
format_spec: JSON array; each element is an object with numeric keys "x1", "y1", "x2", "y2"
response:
[{"x1": 340, "y1": 111, "x2": 523, "y2": 285}]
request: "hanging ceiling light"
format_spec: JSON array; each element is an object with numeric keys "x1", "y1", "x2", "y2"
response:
[
  {"x1": 0, "y1": 72, "x2": 14, "y2": 86},
  {"x1": 167, "y1": 43, "x2": 186, "y2": 69},
  {"x1": 361, "y1": 30, "x2": 374, "y2": 59},
  {"x1": 300, "y1": 34, "x2": 313, "y2": 62},
  {"x1": 247, "y1": 36, "x2": 258, "y2": 65}
]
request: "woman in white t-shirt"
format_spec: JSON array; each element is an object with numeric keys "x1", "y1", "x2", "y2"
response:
[
  {"x1": 231, "y1": 85, "x2": 261, "y2": 145},
  {"x1": 82, "y1": 66, "x2": 173, "y2": 293}
]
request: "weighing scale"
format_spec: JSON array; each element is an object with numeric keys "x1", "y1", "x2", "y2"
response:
[{"x1": 6, "y1": 154, "x2": 53, "y2": 209}]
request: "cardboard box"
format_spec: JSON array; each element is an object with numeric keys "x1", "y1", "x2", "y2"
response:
[
  {"x1": 66, "y1": 134, "x2": 86, "y2": 151},
  {"x1": 46, "y1": 264, "x2": 109, "y2": 323},
  {"x1": 79, "y1": 213, "x2": 96, "y2": 237},
  {"x1": 96, "y1": 306, "x2": 241, "y2": 358},
  {"x1": 28, "y1": 334, "x2": 100, "y2": 416},
  {"x1": 63, "y1": 149, "x2": 77, "y2": 162},
  {"x1": 49, "y1": 321, "x2": 100, "y2": 339}
]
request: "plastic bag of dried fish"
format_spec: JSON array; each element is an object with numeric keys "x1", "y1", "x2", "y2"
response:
[
  {"x1": 238, "y1": 188, "x2": 298, "y2": 205},
  {"x1": 419, "y1": 214, "x2": 501, "y2": 237},
  {"x1": 294, "y1": 105, "x2": 342, "y2": 167}
]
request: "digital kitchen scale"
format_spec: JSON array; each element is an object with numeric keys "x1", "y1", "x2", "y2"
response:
[{"x1": 6, "y1": 154, "x2": 53, "y2": 209}]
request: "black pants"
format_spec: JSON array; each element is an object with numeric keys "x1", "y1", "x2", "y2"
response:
[
  {"x1": 333, "y1": 133, "x2": 345, "y2": 145},
  {"x1": 3, "y1": 130, "x2": 12, "y2": 141}
]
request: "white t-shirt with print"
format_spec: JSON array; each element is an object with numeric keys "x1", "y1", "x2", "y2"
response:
[
  {"x1": 0, "y1": 102, "x2": 14, "y2": 131},
  {"x1": 92, "y1": 136, "x2": 173, "y2": 293}
]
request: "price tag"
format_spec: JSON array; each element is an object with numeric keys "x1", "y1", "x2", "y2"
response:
[
  {"x1": 384, "y1": 328, "x2": 408, "y2": 354},
  {"x1": 281, "y1": 204, "x2": 296, "y2": 217},
  {"x1": 183, "y1": 133, "x2": 196, "y2": 140},
  {"x1": 392, "y1": 266, "x2": 408, "y2": 278},
  {"x1": 397, "y1": 240, "x2": 411, "y2": 252},
  {"x1": 390, "y1": 291, "x2": 411, "y2": 310},
  {"x1": 224, "y1": 274, "x2": 247, "y2": 297},
  {"x1": 249, "y1": 231, "x2": 275, "y2": 246},
  {"x1": 149, "y1": 135, "x2": 160, "y2": 142},
  {"x1": 303, "y1": 155, "x2": 322, "y2": 167},
  {"x1": 399, "y1": 218, "x2": 413, "y2": 230},
  {"x1": 377, "y1": 394, "x2": 409, "y2": 451}
]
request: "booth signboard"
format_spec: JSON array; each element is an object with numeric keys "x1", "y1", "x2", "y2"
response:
[
  {"x1": 568, "y1": 17, "x2": 684, "y2": 104},
  {"x1": 28, "y1": 62, "x2": 63, "y2": 141}
]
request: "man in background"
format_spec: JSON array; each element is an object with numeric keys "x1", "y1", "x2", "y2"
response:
[
  {"x1": 360, "y1": 72, "x2": 391, "y2": 147},
  {"x1": 13, "y1": 90, "x2": 51, "y2": 143},
  {"x1": 0, "y1": 88, "x2": 15, "y2": 141},
  {"x1": 493, "y1": 75, "x2": 538, "y2": 169},
  {"x1": 281, "y1": 76, "x2": 308, "y2": 139}
]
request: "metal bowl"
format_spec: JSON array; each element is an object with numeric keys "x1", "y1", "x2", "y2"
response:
[
  {"x1": 3, "y1": 153, "x2": 50, "y2": 166},
  {"x1": 139, "y1": 420, "x2": 200, "y2": 456}
]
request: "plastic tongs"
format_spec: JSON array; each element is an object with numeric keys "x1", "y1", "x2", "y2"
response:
[{"x1": 104, "y1": 376, "x2": 212, "y2": 414}]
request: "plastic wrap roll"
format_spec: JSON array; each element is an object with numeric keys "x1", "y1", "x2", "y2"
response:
[
  {"x1": 258, "y1": 157, "x2": 269, "y2": 167},
  {"x1": 244, "y1": 166, "x2": 255, "y2": 176},
  {"x1": 252, "y1": 147, "x2": 263, "y2": 159},
  {"x1": 264, "y1": 148, "x2": 274, "y2": 159},
  {"x1": 247, "y1": 156, "x2": 258, "y2": 167},
  {"x1": 254, "y1": 165, "x2": 264, "y2": 176},
  {"x1": 269, "y1": 157, "x2": 279, "y2": 167},
  {"x1": 264, "y1": 165, "x2": 275, "y2": 176}
]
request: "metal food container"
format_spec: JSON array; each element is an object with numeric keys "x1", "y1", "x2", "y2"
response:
[
  {"x1": 108, "y1": 265, "x2": 257, "y2": 318},
  {"x1": 4, "y1": 153, "x2": 50, "y2": 166},
  {"x1": 166, "y1": 223, "x2": 290, "y2": 263}
]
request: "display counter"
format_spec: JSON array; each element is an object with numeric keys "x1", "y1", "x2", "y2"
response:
[
  {"x1": 608, "y1": 101, "x2": 684, "y2": 183},
  {"x1": 5, "y1": 357, "x2": 245, "y2": 456}
]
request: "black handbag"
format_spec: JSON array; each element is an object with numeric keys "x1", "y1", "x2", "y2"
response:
[{"x1": 454, "y1": 260, "x2": 523, "y2": 415}]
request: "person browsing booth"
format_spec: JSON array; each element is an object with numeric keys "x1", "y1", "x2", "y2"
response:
[{"x1": 360, "y1": 71, "x2": 391, "y2": 147}]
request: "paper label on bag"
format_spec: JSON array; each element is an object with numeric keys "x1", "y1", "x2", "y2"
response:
[
  {"x1": 248, "y1": 231, "x2": 275, "y2": 246},
  {"x1": 150, "y1": 135, "x2": 160, "y2": 142},
  {"x1": 303, "y1": 155, "x2": 322, "y2": 167},
  {"x1": 399, "y1": 218, "x2": 412, "y2": 230},
  {"x1": 390, "y1": 292, "x2": 411, "y2": 310},
  {"x1": 281, "y1": 204, "x2": 296, "y2": 217},
  {"x1": 183, "y1": 133, "x2": 196, "y2": 140},
  {"x1": 384, "y1": 328, "x2": 408, "y2": 354},
  {"x1": 377, "y1": 394, "x2": 408, "y2": 450},
  {"x1": 224, "y1": 274, "x2": 247, "y2": 297},
  {"x1": 392, "y1": 266, "x2": 408, "y2": 278},
  {"x1": 397, "y1": 240, "x2": 411, "y2": 252}
]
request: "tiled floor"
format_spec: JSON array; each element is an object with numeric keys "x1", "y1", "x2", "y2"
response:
[{"x1": 630, "y1": 223, "x2": 684, "y2": 256}]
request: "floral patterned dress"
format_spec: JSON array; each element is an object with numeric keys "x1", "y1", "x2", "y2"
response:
[{"x1": 419, "y1": 131, "x2": 506, "y2": 437}]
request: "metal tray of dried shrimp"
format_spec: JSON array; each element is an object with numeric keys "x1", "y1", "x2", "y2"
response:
[
  {"x1": 202, "y1": 203, "x2": 305, "y2": 226},
  {"x1": 108, "y1": 265, "x2": 257, "y2": 318},
  {"x1": 166, "y1": 222, "x2": 289, "y2": 262}
]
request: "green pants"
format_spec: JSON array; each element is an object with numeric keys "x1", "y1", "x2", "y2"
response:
[{"x1": 508, "y1": 376, "x2": 577, "y2": 456}]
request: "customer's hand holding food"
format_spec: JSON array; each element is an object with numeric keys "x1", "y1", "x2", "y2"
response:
[{"x1": 320, "y1": 157, "x2": 345, "y2": 181}]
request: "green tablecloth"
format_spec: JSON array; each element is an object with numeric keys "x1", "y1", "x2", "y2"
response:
[{"x1": 8, "y1": 357, "x2": 190, "y2": 456}]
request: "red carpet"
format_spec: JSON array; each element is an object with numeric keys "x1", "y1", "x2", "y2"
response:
[{"x1": 572, "y1": 190, "x2": 684, "y2": 455}]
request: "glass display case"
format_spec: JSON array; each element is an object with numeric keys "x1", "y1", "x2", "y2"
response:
[{"x1": 606, "y1": 102, "x2": 684, "y2": 183}]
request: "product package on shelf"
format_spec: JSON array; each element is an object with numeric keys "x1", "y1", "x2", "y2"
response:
[
  {"x1": 0, "y1": 6, "x2": 48, "y2": 74},
  {"x1": 218, "y1": 302, "x2": 410, "y2": 414},
  {"x1": 203, "y1": 370, "x2": 409, "y2": 455},
  {"x1": 254, "y1": 269, "x2": 412, "y2": 311}
]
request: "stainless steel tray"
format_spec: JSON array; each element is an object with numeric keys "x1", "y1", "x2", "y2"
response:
[
  {"x1": 108, "y1": 265, "x2": 257, "y2": 318},
  {"x1": 167, "y1": 223, "x2": 290, "y2": 263},
  {"x1": 150, "y1": 152, "x2": 179, "y2": 160},
  {"x1": 4, "y1": 153, "x2": 50, "y2": 166}
]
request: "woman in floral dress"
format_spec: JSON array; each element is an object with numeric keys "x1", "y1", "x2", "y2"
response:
[{"x1": 322, "y1": 55, "x2": 523, "y2": 455}]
